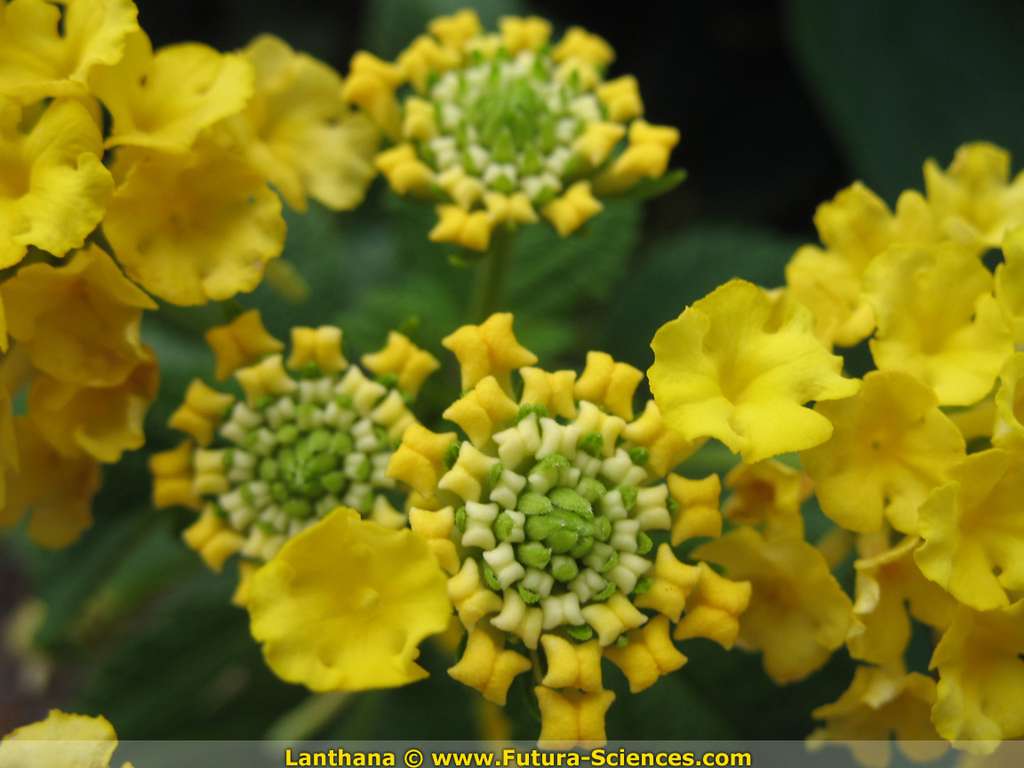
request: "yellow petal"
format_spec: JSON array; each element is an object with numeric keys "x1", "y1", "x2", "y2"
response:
[
  {"x1": 204, "y1": 309, "x2": 284, "y2": 381},
  {"x1": 0, "y1": 709, "x2": 119, "y2": 768},
  {"x1": 539, "y1": 634, "x2": 603, "y2": 692},
  {"x1": 604, "y1": 615, "x2": 687, "y2": 693},
  {"x1": 442, "y1": 313, "x2": 537, "y2": 392},
  {"x1": 649, "y1": 279, "x2": 860, "y2": 463},
  {"x1": 247, "y1": 507, "x2": 451, "y2": 691},
  {"x1": 448, "y1": 624, "x2": 531, "y2": 705},
  {"x1": 535, "y1": 686, "x2": 615, "y2": 749}
]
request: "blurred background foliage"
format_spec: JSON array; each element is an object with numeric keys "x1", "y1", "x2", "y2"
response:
[{"x1": 2, "y1": 0, "x2": 1022, "y2": 746}]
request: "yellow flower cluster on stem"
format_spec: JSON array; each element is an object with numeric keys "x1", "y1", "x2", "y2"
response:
[{"x1": 0, "y1": 0, "x2": 380, "y2": 547}]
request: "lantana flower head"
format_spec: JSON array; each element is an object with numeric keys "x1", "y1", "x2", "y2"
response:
[
  {"x1": 151, "y1": 310, "x2": 439, "y2": 575},
  {"x1": 343, "y1": 9, "x2": 682, "y2": 252},
  {"x1": 380, "y1": 313, "x2": 748, "y2": 746}
]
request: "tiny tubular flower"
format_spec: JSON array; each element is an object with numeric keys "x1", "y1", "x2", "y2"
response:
[
  {"x1": 246, "y1": 507, "x2": 451, "y2": 692},
  {"x1": 182, "y1": 507, "x2": 246, "y2": 572},
  {"x1": 360, "y1": 331, "x2": 441, "y2": 398},
  {"x1": 802, "y1": 370, "x2": 966, "y2": 535},
  {"x1": 924, "y1": 141, "x2": 1024, "y2": 248},
  {"x1": 156, "y1": 312, "x2": 435, "y2": 568},
  {"x1": 862, "y1": 243, "x2": 1012, "y2": 407},
  {"x1": 204, "y1": 309, "x2": 285, "y2": 381},
  {"x1": 666, "y1": 473, "x2": 722, "y2": 547},
  {"x1": 535, "y1": 686, "x2": 616, "y2": 749},
  {"x1": 650, "y1": 279, "x2": 860, "y2": 463},
  {"x1": 388, "y1": 312, "x2": 743, "y2": 742},
  {"x1": 168, "y1": 379, "x2": 236, "y2": 446},
  {"x1": 694, "y1": 528, "x2": 852, "y2": 684},
  {"x1": 542, "y1": 181, "x2": 603, "y2": 237},
  {"x1": 604, "y1": 615, "x2": 687, "y2": 693},
  {"x1": 540, "y1": 634, "x2": 603, "y2": 692},
  {"x1": 344, "y1": 11, "x2": 680, "y2": 249},
  {"x1": 0, "y1": 708, "x2": 132, "y2": 768},
  {"x1": 915, "y1": 448, "x2": 1024, "y2": 612},
  {"x1": 449, "y1": 624, "x2": 533, "y2": 705},
  {"x1": 722, "y1": 459, "x2": 809, "y2": 540},
  {"x1": 149, "y1": 441, "x2": 201, "y2": 510},
  {"x1": 809, "y1": 666, "x2": 946, "y2": 768},
  {"x1": 672, "y1": 562, "x2": 750, "y2": 650}
]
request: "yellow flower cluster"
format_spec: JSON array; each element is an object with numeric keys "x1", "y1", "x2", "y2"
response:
[
  {"x1": 0, "y1": 0, "x2": 379, "y2": 547},
  {"x1": 150, "y1": 310, "x2": 438, "y2": 600},
  {"x1": 343, "y1": 9, "x2": 681, "y2": 252},
  {"x1": 649, "y1": 141, "x2": 1024, "y2": 761}
]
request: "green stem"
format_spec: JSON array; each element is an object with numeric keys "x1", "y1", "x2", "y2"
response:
[
  {"x1": 266, "y1": 692, "x2": 354, "y2": 741},
  {"x1": 468, "y1": 228, "x2": 514, "y2": 322}
]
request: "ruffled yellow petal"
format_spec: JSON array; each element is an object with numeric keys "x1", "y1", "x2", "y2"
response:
[
  {"x1": 443, "y1": 376, "x2": 519, "y2": 447},
  {"x1": 848, "y1": 535, "x2": 955, "y2": 666},
  {"x1": 924, "y1": 141, "x2": 1024, "y2": 248},
  {"x1": 104, "y1": 141, "x2": 286, "y2": 306},
  {"x1": 28, "y1": 350, "x2": 158, "y2": 462},
  {"x1": 863, "y1": 243, "x2": 1012, "y2": 406},
  {"x1": 535, "y1": 686, "x2": 615, "y2": 749},
  {"x1": 810, "y1": 667, "x2": 944, "y2": 768},
  {"x1": 803, "y1": 370, "x2": 965, "y2": 534},
  {"x1": 542, "y1": 181, "x2": 602, "y2": 237},
  {"x1": 0, "y1": 0, "x2": 139, "y2": 102},
  {"x1": 649, "y1": 279, "x2": 861, "y2": 463},
  {"x1": 574, "y1": 351, "x2": 643, "y2": 421},
  {"x1": 694, "y1": 528, "x2": 852, "y2": 683},
  {"x1": 604, "y1": 615, "x2": 687, "y2": 693},
  {"x1": 148, "y1": 440, "x2": 200, "y2": 510},
  {"x1": 341, "y1": 51, "x2": 403, "y2": 140},
  {"x1": 0, "y1": 709, "x2": 120, "y2": 768},
  {"x1": 621, "y1": 400, "x2": 700, "y2": 476},
  {"x1": 247, "y1": 507, "x2": 451, "y2": 691},
  {"x1": 361, "y1": 331, "x2": 440, "y2": 397},
  {"x1": 2, "y1": 417, "x2": 100, "y2": 549},
  {"x1": 916, "y1": 449, "x2": 1024, "y2": 611},
  {"x1": 992, "y1": 352, "x2": 1024, "y2": 452},
  {"x1": 234, "y1": 35, "x2": 378, "y2": 212},
  {"x1": 722, "y1": 459, "x2": 808, "y2": 540},
  {"x1": 0, "y1": 98, "x2": 113, "y2": 269},
  {"x1": 930, "y1": 601, "x2": 1024, "y2": 746},
  {"x1": 667, "y1": 473, "x2": 722, "y2": 546},
  {"x1": 168, "y1": 379, "x2": 236, "y2": 446},
  {"x1": 1, "y1": 245, "x2": 154, "y2": 387},
  {"x1": 287, "y1": 325, "x2": 346, "y2": 374},
  {"x1": 995, "y1": 225, "x2": 1024, "y2": 345},
  {"x1": 93, "y1": 31, "x2": 253, "y2": 152},
  {"x1": 672, "y1": 562, "x2": 750, "y2": 649},
  {"x1": 540, "y1": 634, "x2": 603, "y2": 692},
  {"x1": 449, "y1": 624, "x2": 532, "y2": 705},
  {"x1": 388, "y1": 423, "x2": 458, "y2": 498},
  {"x1": 442, "y1": 313, "x2": 538, "y2": 392},
  {"x1": 204, "y1": 309, "x2": 284, "y2": 381}
]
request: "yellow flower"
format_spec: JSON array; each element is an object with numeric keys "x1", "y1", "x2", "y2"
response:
[
  {"x1": 203, "y1": 309, "x2": 284, "y2": 381},
  {"x1": 672, "y1": 562, "x2": 751, "y2": 649},
  {"x1": 430, "y1": 9, "x2": 483, "y2": 51},
  {"x1": 0, "y1": 0, "x2": 139, "y2": 102},
  {"x1": 0, "y1": 709, "x2": 132, "y2": 768},
  {"x1": 246, "y1": 507, "x2": 450, "y2": 692},
  {"x1": 915, "y1": 449, "x2": 1024, "y2": 611},
  {"x1": 784, "y1": 182, "x2": 936, "y2": 347},
  {"x1": 620, "y1": 401, "x2": 701, "y2": 477},
  {"x1": 103, "y1": 140, "x2": 286, "y2": 305},
  {"x1": 539, "y1": 634, "x2": 603, "y2": 692},
  {"x1": 666, "y1": 473, "x2": 722, "y2": 547},
  {"x1": 388, "y1": 424, "x2": 458, "y2": 501},
  {"x1": 595, "y1": 120, "x2": 681, "y2": 195},
  {"x1": 924, "y1": 142, "x2": 1024, "y2": 248},
  {"x1": 862, "y1": 243, "x2": 1012, "y2": 407},
  {"x1": 574, "y1": 350, "x2": 643, "y2": 421},
  {"x1": 552, "y1": 27, "x2": 615, "y2": 68},
  {"x1": 448, "y1": 624, "x2": 532, "y2": 705},
  {"x1": 722, "y1": 459, "x2": 808, "y2": 539},
  {"x1": 930, "y1": 601, "x2": 1024, "y2": 747},
  {"x1": 181, "y1": 506, "x2": 245, "y2": 572},
  {"x1": 148, "y1": 440, "x2": 200, "y2": 510},
  {"x1": 993, "y1": 352, "x2": 1024, "y2": 451},
  {"x1": 694, "y1": 527, "x2": 853, "y2": 684},
  {"x1": 361, "y1": 331, "x2": 441, "y2": 397},
  {"x1": 535, "y1": 686, "x2": 616, "y2": 749},
  {"x1": 810, "y1": 666, "x2": 945, "y2": 768},
  {"x1": 604, "y1": 615, "x2": 687, "y2": 693},
  {"x1": 230, "y1": 35, "x2": 378, "y2": 212},
  {"x1": 1, "y1": 417, "x2": 100, "y2": 549},
  {"x1": 848, "y1": 536, "x2": 955, "y2": 666},
  {"x1": 91, "y1": 29, "x2": 253, "y2": 152},
  {"x1": 27, "y1": 350, "x2": 158, "y2": 463},
  {"x1": 499, "y1": 16, "x2": 552, "y2": 53},
  {"x1": 542, "y1": 181, "x2": 603, "y2": 237},
  {"x1": 340, "y1": 52, "x2": 403, "y2": 140},
  {"x1": 1, "y1": 245, "x2": 154, "y2": 387},
  {"x1": 596, "y1": 76, "x2": 643, "y2": 123},
  {"x1": 429, "y1": 204, "x2": 495, "y2": 252},
  {"x1": 649, "y1": 279, "x2": 860, "y2": 463},
  {"x1": 441, "y1": 312, "x2": 538, "y2": 391},
  {"x1": 802, "y1": 370, "x2": 965, "y2": 534},
  {"x1": 995, "y1": 225, "x2": 1024, "y2": 344},
  {"x1": 0, "y1": 98, "x2": 113, "y2": 270}
]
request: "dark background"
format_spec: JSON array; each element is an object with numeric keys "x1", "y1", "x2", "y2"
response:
[{"x1": 2, "y1": 0, "x2": 1023, "y2": 750}]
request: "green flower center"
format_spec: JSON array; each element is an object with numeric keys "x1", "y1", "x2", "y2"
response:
[
  {"x1": 197, "y1": 367, "x2": 402, "y2": 561},
  {"x1": 419, "y1": 48, "x2": 600, "y2": 204}
]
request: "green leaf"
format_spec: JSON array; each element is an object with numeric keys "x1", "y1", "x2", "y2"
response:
[{"x1": 787, "y1": 0, "x2": 1024, "y2": 200}]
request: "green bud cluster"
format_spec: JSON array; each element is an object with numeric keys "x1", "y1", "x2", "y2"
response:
[{"x1": 421, "y1": 47, "x2": 602, "y2": 204}]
